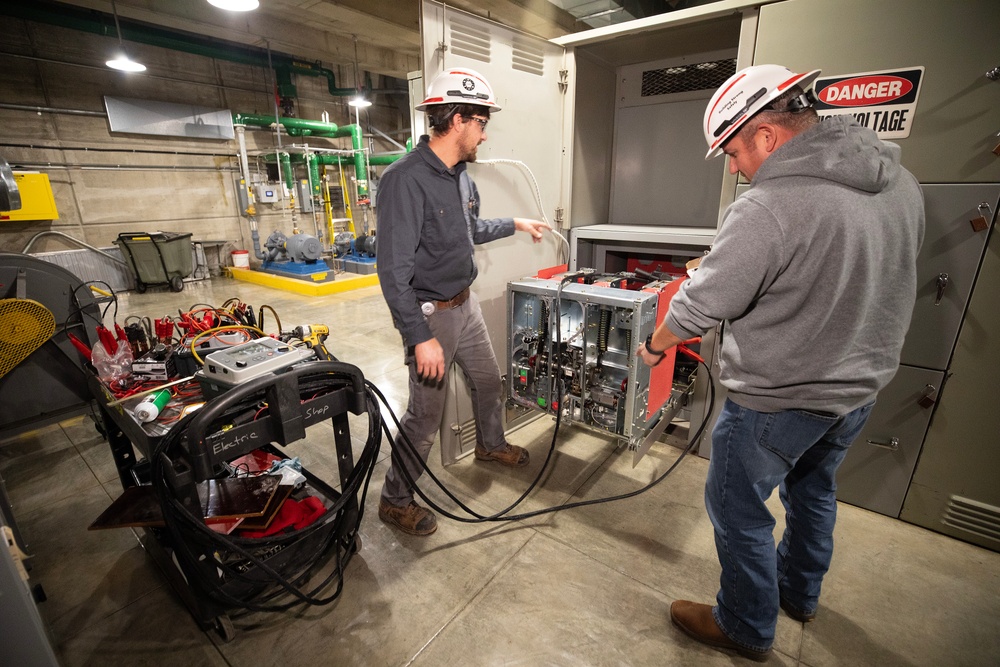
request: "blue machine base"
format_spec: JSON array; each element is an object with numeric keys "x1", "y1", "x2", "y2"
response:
[{"x1": 260, "y1": 259, "x2": 336, "y2": 282}]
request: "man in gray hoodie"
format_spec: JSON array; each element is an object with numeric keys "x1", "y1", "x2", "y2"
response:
[{"x1": 638, "y1": 65, "x2": 924, "y2": 661}]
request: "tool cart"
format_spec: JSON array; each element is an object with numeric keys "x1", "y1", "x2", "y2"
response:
[{"x1": 88, "y1": 361, "x2": 376, "y2": 641}]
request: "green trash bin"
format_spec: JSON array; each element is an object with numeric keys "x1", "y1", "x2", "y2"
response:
[{"x1": 114, "y1": 232, "x2": 194, "y2": 293}]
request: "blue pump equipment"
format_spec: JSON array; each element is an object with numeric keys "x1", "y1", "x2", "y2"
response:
[
  {"x1": 260, "y1": 230, "x2": 335, "y2": 282},
  {"x1": 333, "y1": 231, "x2": 377, "y2": 275}
]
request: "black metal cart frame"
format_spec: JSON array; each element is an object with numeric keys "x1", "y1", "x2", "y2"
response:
[{"x1": 89, "y1": 362, "x2": 369, "y2": 641}]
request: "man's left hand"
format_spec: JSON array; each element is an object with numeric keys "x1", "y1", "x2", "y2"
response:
[
  {"x1": 514, "y1": 218, "x2": 551, "y2": 243},
  {"x1": 637, "y1": 343, "x2": 665, "y2": 367},
  {"x1": 637, "y1": 325, "x2": 685, "y2": 367}
]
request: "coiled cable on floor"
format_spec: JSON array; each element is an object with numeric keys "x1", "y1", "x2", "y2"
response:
[
  {"x1": 148, "y1": 367, "x2": 383, "y2": 614},
  {"x1": 371, "y1": 353, "x2": 715, "y2": 523}
]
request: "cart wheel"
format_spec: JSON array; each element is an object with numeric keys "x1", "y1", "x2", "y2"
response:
[
  {"x1": 350, "y1": 534, "x2": 363, "y2": 554},
  {"x1": 214, "y1": 614, "x2": 236, "y2": 643},
  {"x1": 169, "y1": 276, "x2": 184, "y2": 292},
  {"x1": 135, "y1": 281, "x2": 147, "y2": 294}
]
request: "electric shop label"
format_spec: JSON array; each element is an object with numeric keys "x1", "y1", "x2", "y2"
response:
[{"x1": 813, "y1": 67, "x2": 924, "y2": 139}]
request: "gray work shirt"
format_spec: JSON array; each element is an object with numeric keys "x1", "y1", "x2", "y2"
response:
[{"x1": 376, "y1": 135, "x2": 514, "y2": 347}]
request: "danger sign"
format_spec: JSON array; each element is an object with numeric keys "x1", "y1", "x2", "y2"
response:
[{"x1": 813, "y1": 67, "x2": 924, "y2": 139}]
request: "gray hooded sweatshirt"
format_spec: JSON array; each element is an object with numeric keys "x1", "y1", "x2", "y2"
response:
[{"x1": 666, "y1": 115, "x2": 925, "y2": 414}]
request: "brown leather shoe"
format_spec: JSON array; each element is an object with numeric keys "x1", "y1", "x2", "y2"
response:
[
  {"x1": 670, "y1": 600, "x2": 771, "y2": 662},
  {"x1": 474, "y1": 443, "x2": 529, "y2": 467},
  {"x1": 378, "y1": 499, "x2": 437, "y2": 536}
]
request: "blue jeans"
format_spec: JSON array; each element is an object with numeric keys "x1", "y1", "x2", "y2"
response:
[{"x1": 706, "y1": 398, "x2": 874, "y2": 652}]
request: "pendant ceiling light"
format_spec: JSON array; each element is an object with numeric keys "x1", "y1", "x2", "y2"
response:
[
  {"x1": 207, "y1": 0, "x2": 260, "y2": 10},
  {"x1": 348, "y1": 36, "x2": 370, "y2": 109},
  {"x1": 105, "y1": 0, "x2": 145, "y2": 72}
]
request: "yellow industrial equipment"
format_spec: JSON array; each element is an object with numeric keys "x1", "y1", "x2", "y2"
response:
[
  {"x1": 0, "y1": 172, "x2": 59, "y2": 221},
  {"x1": 0, "y1": 297, "x2": 56, "y2": 379}
]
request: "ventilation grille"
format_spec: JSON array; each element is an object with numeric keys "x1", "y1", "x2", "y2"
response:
[
  {"x1": 456, "y1": 418, "x2": 477, "y2": 450},
  {"x1": 942, "y1": 495, "x2": 1000, "y2": 544},
  {"x1": 512, "y1": 36, "x2": 544, "y2": 76},
  {"x1": 450, "y1": 17, "x2": 491, "y2": 64},
  {"x1": 641, "y1": 58, "x2": 737, "y2": 97},
  {"x1": 34, "y1": 246, "x2": 135, "y2": 292}
]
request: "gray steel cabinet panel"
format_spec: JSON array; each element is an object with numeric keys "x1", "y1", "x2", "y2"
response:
[
  {"x1": 900, "y1": 203, "x2": 1000, "y2": 551},
  {"x1": 836, "y1": 364, "x2": 944, "y2": 517},
  {"x1": 899, "y1": 184, "x2": 998, "y2": 370}
]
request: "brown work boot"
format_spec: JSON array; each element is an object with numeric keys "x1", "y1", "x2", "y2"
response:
[
  {"x1": 378, "y1": 499, "x2": 437, "y2": 536},
  {"x1": 670, "y1": 600, "x2": 771, "y2": 662},
  {"x1": 474, "y1": 443, "x2": 529, "y2": 467}
]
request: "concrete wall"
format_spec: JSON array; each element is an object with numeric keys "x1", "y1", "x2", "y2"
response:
[{"x1": 0, "y1": 18, "x2": 408, "y2": 256}]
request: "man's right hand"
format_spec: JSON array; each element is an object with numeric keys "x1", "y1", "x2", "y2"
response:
[{"x1": 415, "y1": 338, "x2": 446, "y2": 382}]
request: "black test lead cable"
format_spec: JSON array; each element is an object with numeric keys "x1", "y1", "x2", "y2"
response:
[
  {"x1": 372, "y1": 355, "x2": 715, "y2": 524},
  {"x1": 370, "y1": 271, "x2": 588, "y2": 522}
]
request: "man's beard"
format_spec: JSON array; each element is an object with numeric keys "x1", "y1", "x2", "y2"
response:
[{"x1": 460, "y1": 144, "x2": 478, "y2": 163}]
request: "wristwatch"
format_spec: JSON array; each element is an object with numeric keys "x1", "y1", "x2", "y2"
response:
[{"x1": 644, "y1": 332, "x2": 666, "y2": 358}]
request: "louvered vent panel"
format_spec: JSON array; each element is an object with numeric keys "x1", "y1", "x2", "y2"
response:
[
  {"x1": 641, "y1": 58, "x2": 737, "y2": 97},
  {"x1": 33, "y1": 246, "x2": 134, "y2": 292},
  {"x1": 457, "y1": 418, "x2": 476, "y2": 450},
  {"x1": 512, "y1": 37, "x2": 544, "y2": 76},
  {"x1": 942, "y1": 495, "x2": 1000, "y2": 544},
  {"x1": 450, "y1": 18, "x2": 491, "y2": 64}
]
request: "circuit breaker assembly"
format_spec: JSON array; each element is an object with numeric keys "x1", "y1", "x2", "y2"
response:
[{"x1": 507, "y1": 269, "x2": 698, "y2": 462}]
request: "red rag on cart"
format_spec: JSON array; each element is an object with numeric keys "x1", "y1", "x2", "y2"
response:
[{"x1": 240, "y1": 496, "x2": 326, "y2": 538}]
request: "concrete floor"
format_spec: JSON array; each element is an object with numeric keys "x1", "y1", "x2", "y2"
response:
[{"x1": 2, "y1": 278, "x2": 999, "y2": 666}]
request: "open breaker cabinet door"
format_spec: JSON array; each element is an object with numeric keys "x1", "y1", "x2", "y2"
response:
[{"x1": 420, "y1": 1, "x2": 570, "y2": 463}]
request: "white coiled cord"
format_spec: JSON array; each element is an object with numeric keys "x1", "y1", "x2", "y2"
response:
[{"x1": 477, "y1": 158, "x2": 571, "y2": 262}]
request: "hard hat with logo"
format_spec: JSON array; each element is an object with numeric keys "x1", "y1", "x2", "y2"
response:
[
  {"x1": 415, "y1": 67, "x2": 502, "y2": 112},
  {"x1": 703, "y1": 64, "x2": 820, "y2": 159}
]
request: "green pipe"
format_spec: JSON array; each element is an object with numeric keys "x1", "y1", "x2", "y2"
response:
[
  {"x1": 279, "y1": 152, "x2": 293, "y2": 190},
  {"x1": 5, "y1": 2, "x2": 357, "y2": 100},
  {"x1": 236, "y1": 114, "x2": 369, "y2": 199},
  {"x1": 285, "y1": 62, "x2": 357, "y2": 97},
  {"x1": 307, "y1": 154, "x2": 322, "y2": 201},
  {"x1": 283, "y1": 153, "x2": 403, "y2": 166},
  {"x1": 260, "y1": 123, "x2": 411, "y2": 202},
  {"x1": 368, "y1": 154, "x2": 406, "y2": 165},
  {"x1": 347, "y1": 124, "x2": 368, "y2": 200},
  {"x1": 233, "y1": 113, "x2": 343, "y2": 136}
]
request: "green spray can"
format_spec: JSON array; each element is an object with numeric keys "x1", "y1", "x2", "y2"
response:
[{"x1": 134, "y1": 389, "x2": 171, "y2": 423}]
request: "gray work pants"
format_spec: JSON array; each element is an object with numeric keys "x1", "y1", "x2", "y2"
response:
[{"x1": 381, "y1": 291, "x2": 506, "y2": 506}]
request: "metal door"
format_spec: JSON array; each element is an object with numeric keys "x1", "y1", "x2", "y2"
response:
[
  {"x1": 421, "y1": 1, "x2": 569, "y2": 459},
  {"x1": 899, "y1": 184, "x2": 998, "y2": 370},
  {"x1": 836, "y1": 185, "x2": 997, "y2": 516},
  {"x1": 836, "y1": 364, "x2": 945, "y2": 517},
  {"x1": 900, "y1": 200, "x2": 1000, "y2": 551}
]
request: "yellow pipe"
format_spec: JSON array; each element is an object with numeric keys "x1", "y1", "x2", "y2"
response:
[
  {"x1": 338, "y1": 161, "x2": 356, "y2": 236},
  {"x1": 323, "y1": 167, "x2": 335, "y2": 246}
]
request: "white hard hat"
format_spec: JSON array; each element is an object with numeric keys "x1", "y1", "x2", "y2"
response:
[
  {"x1": 415, "y1": 67, "x2": 502, "y2": 112},
  {"x1": 703, "y1": 64, "x2": 820, "y2": 159}
]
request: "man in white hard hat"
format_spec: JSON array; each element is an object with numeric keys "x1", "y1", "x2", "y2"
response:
[
  {"x1": 376, "y1": 67, "x2": 551, "y2": 536},
  {"x1": 639, "y1": 64, "x2": 924, "y2": 661}
]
